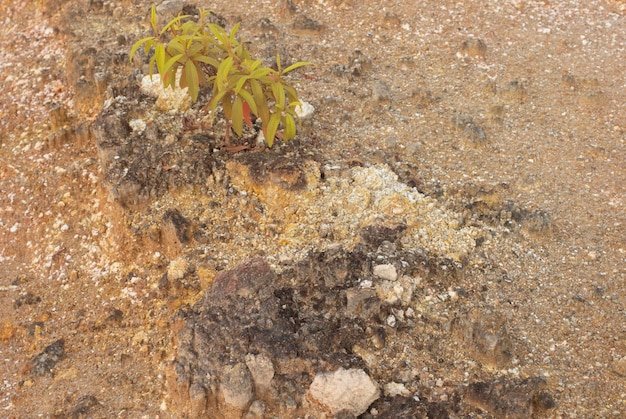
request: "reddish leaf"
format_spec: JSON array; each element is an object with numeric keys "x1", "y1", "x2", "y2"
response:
[{"x1": 242, "y1": 101, "x2": 253, "y2": 128}]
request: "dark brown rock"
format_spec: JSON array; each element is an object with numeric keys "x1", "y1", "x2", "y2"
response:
[
  {"x1": 360, "y1": 223, "x2": 407, "y2": 248},
  {"x1": 465, "y1": 377, "x2": 555, "y2": 418},
  {"x1": 207, "y1": 258, "x2": 276, "y2": 303},
  {"x1": 31, "y1": 339, "x2": 65, "y2": 376}
]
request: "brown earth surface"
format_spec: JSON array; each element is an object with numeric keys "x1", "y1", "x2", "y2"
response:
[{"x1": 1, "y1": 0, "x2": 625, "y2": 417}]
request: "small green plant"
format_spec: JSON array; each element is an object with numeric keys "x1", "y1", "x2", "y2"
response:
[{"x1": 130, "y1": 6, "x2": 312, "y2": 148}]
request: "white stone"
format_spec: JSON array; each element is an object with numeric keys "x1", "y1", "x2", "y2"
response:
[
  {"x1": 309, "y1": 368, "x2": 379, "y2": 416},
  {"x1": 167, "y1": 257, "x2": 187, "y2": 281},
  {"x1": 295, "y1": 100, "x2": 315, "y2": 120},
  {"x1": 373, "y1": 264, "x2": 397, "y2": 281},
  {"x1": 140, "y1": 73, "x2": 190, "y2": 112},
  {"x1": 384, "y1": 382, "x2": 410, "y2": 397},
  {"x1": 129, "y1": 118, "x2": 146, "y2": 134}
]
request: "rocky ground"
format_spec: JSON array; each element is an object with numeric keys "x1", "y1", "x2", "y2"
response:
[{"x1": 0, "y1": 0, "x2": 625, "y2": 418}]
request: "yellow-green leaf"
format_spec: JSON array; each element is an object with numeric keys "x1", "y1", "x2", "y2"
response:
[
  {"x1": 282, "y1": 61, "x2": 314, "y2": 75},
  {"x1": 216, "y1": 56, "x2": 234, "y2": 86},
  {"x1": 183, "y1": 60, "x2": 200, "y2": 101},
  {"x1": 167, "y1": 38, "x2": 185, "y2": 55},
  {"x1": 250, "y1": 79, "x2": 269, "y2": 123},
  {"x1": 208, "y1": 24, "x2": 228, "y2": 45},
  {"x1": 247, "y1": 59, "x2": 263, "y2": 72},
  {"x1": 249, "y1": 67, "x2": 271, "y2": 79},
  {"x1": 160, "y1": 14, "x2": 190, "y2": 36},
  {"x1": 229, "y1": 23, "x2": 241, "y2": 44},
  {"x1": 284, "y1": 84, "x2": 299, "y2": 103},
  {"x1": 231, "y1": 96, "x2": 244, "y2": 136},
  {"x1": 129, "y1": 37, "x2": 155, "y2": 62},
  {"x1": 234, "y1": 75, "x2": 250, "y2": 94},
  {"x1": 222, "y1": 93, "x2": 233, "y2": 119},
  {"x1": 271, "y1": 82, "x2": 285, "y2": 109},
  {"x1": 195, "y1": 55, "x2": 220, "y2": 68},
  {"x1": 265, "y1": 113, "x2": 281, "y2": 148},
  {"x1": 187, "y1": 42, "x2": 205, "y2": 57},
  {"x1": 155, "y1": 43, "x2": 166, "y2": 74},
  {"x1": 276, "y1": 53, "x2": 282, "y2": 72},
  {"x1": 150, "y1": 6, "x2": 158, "y2": 33},
  {"x1": 208, "y1": 89, "x2": 228, "y2": 117},
  {"x1": 284, "y1": 114, "x2": 296, "y2": 141},
  {"x1": 163, "y1": 53, "x2": 184, "y2": 79},
  {"x1": 237, "y1": 90, "x2": 258, "y2": 116}
]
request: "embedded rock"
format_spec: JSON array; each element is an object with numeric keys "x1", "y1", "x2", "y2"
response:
[{"x1": 308, "y1": 368, "x2": 380, "y2": 416}]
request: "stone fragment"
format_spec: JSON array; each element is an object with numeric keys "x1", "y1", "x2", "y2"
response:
[
  {"x1": 372, "y1": 80, "x2": 392, "y2": 102},
  {"x1": 360, "y1": 223, "x2": 407, "y2": 247},
  {"x1": 373, "y1": 264, "x2": 397, "y2": 281},
  {"x1": 245, "y1": 400, "x2": 266, "y2": 418},
  {"x1": 140, "y1": 74, "x2": 191, "y2": 112},
  {"x1": 31, "y1": 339, "x2": 65, "y2": 376},
  {"x1": 208, "y1": 258, "x2": 275, "y2": 304},
  {"x1": 295, "y1": 100, "x2": 315, "y2": 120},
  {"x1": 499, "y1": 80, "x2": 527, "y2": 103},
  {"x1": 220, "y1": 363, "x2": 254, "y2": 411},
  {"x1": 465, "y1": 377, "x2": 555, "y2": 419},
  {"x1": 346, "y1": 287, "x2": 380, "y2": 320},
  {"x1": 167, "y1": 257, "x2": 188, "y2": 281},
  {"x1": 384, "y1": 382, "x2": 411, "y2": 397},
  {"x1": 457, "y1": 37, "x2": 487, "y2": 59},
  {"x1": 309, "y1": 368, "x2": 380, "y2": 416},
  {"x1": 68, "y1": 395, "x2": 99, "y2": 418},
  {"x1": 245, "y1": 353, "x2": 275, "y2": 390},
  {"x1": 451, "y1": 309, "x2": 514, "y2": 368},
  {"x1": 292, "y1": 15, "x2": 324, "y2": 32},
  {"x1": 13, "y1": 292, "x2": 41, "y2": 308}
]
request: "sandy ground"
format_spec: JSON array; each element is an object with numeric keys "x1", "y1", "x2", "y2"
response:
[{"x1": 0, "y1": 0, "x2": 624, "y2": 417}]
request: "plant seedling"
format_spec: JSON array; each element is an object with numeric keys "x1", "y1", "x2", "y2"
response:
[{"x1": 130, "y1": 6, "x2": 313, "y2": 148}]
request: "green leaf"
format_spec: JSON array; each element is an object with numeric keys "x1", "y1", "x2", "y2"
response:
[
  {"x1": 284, "y1": 114, "x2": 296, "y2": 141},
  {"x1": 282, "y1": 61, "x2": 314, "y2": 74},
  {"x1": 234, "y1": 75, "x2": 250, "y2": 94},
  {"x1": 167, "y1": 38, "x2": 185, "y2": 55},
  {"x1": 163, "y1": 53, "x2": 184, "y2": 78},
  {"x1": 208, "y1": 23, "x2": 228, "y2": 45},
  {"x1": 129, "y1": 37, "x2": 155, "y2": 62},
  {"x1": 187, "y1": 42, "x2": 205, "y2": 57},
  {"x1": 247, "y1": 59, "x2": 263, "y2": 72},
  {"x1": 208, "y1": 89, "x2": 228, "y2": 116},
  {"x1": 276, "y1": 53, "x2": 282, "y2": 72},
  {"x1": 150, "y1": 6, "x2": 158, "y2": 34},
  {"x1": 195, "y1": 54, "x2": 220, "y2": 68},
  {"x1": 160, "y1": 14, "x2": 190, "y2": 36},
  {"x1": 183, "y1": 60, "x2": 200, "y2": 101},
  {"x1": 284, "y1": 84, "x2": 299, "y2": 103},
  {"x1": 231, "y1": 96, "x2": 244, "y2": 136},
  {"x1": 237, "y1": 90, "x2": 258, "y2": 116},
  {"x1": 148, "y1": 54, "x2": 156, "y2": 78},
  {"x1": 155, "y1": 43, "x2": 166, "y2": 75},
  {"x1": 222, "y1": 93, "x2": 233, "y2": 119},
  {"x1": 250, "y1": 79, "x2": 269, "y2": 123},
  {"x1": 216, "y1": 56, "x2": 234, "y2": 86},
  {"x1": 271, "y1": 82, "x2": 285, "y2": 109},
  {"x1": 229, "y1": 23, "x2": 241, "y2": 44},
  {"x1": 249, "y1": 67, "x2": 272, "y2": 79},
  {"x1": 265, "y1": 113, "x2": 281, "y2": 148}
]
